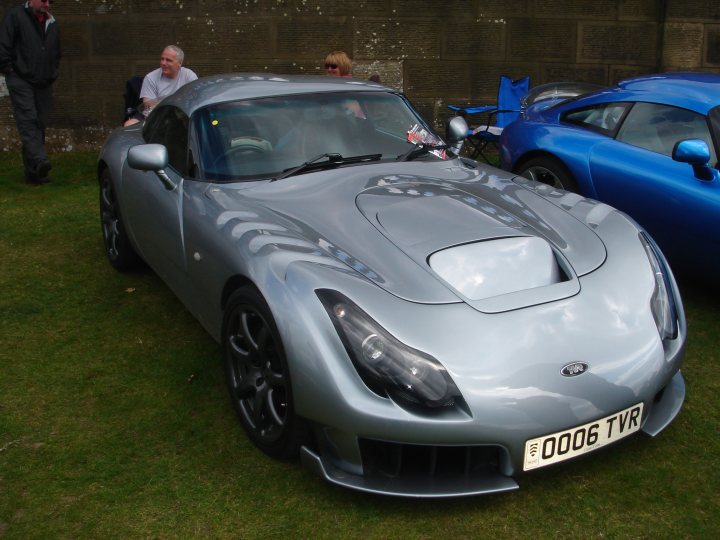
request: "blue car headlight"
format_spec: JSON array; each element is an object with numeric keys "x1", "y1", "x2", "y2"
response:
[
  {"x1": 639, "y1": 233, "x2": 678, "y2": 342},
  {"x1": 317, "y1": 290, "x2": 464, "y2": 412}
]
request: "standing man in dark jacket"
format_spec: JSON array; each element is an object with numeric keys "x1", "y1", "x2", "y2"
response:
[{"x1": 0, "y1": 0, "x2": 60, "y2": 185}]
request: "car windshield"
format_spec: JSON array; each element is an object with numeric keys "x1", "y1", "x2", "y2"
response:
[{"x1": 194, "y1": 91, "x2": 442, "y2": 181}]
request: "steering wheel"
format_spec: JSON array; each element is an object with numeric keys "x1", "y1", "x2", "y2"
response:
[{"x1": 212, "y1": 138, "x2": 271, "y2": 168}]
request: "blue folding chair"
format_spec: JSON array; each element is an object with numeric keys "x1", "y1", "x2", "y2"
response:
[{"x1": 449, "y1": 75, "x2": 530, "y2": 162}]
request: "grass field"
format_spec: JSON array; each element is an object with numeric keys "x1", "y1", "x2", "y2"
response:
[{"x1": 1, "y1": 151, "x2": 718, "y2": 538}]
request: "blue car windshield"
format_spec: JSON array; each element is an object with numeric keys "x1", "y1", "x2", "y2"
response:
[{"x1": 194, "y1": 91, "x2": 441, "y2": 181}]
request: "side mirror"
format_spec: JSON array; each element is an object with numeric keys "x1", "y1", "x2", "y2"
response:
[
  {"x1": 127, "y1": 143, "x2": 168, "y2": 171},
  {"x1": 446, "y1": 116, "x2": 469, "y2": 157},
  {"x1": 127, "y1": 144, "x2": 175, "y2": 190},
  {"x1": 672, "y1": 139, "x2": 718, "y2": 182}
]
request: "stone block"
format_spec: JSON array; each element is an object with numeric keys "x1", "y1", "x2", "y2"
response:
[
  {"x1": 0, "y1": 98, "x2": 14, "y2": 129},
  {"x1": 443, "y1": 20, "x2": 506, "y2": 60},
  {"x1": 541, "y1": 63, "x2": 608, "y2": 85},
  {"x1": 128, "y1": 1, "x2": 197, "y2": 15},
  {"x1": 187, "y1": 61, "x2": 232, "y2": 78},
  {"x1": 197, "y1": 0, "x2": 291, "y2": 15},
  {"x1": 579, "y1": 22, "x2": 658, "y2": 64},
  {"x1": 354, "y1": 18, "x2": 442, "y2": 60},
  {"x1": 352, "y1": 60, "x2": 403, "y2": 91},
  {"x1": 133, "y1": 61, "x2": 161, "y2": 79},
  {"x1": 52, "y1": 1, "x2": 127, "y2": 17},
  {"x1": 276, "y1": 19, "x2": 352, "y2": 58},
  {"x1": 476, "y1": 0, "x2": 531, "y2": 18},
  {"x1": 60, "y1": 21, "x2": 90, "y2": 59},
  {"x1": 706, "y1": 26, "x2": 720, "y2": 66},
  {"x1": 407, "y1": 98, "x2": 442, "y2": 131},
  {"x1": 667, "y1": 0, "x2": 720, "y2": 21},
  {"x1": 229, "y1": 60, "x2": 320, "y2": 75},
  {"x1": 49, "y1": 94, "x2": 107, "y2": 127},
  {"x1": 291, "y1": 0, "x2": 390, "y2": 15},
  {"x1": 535, "y1": 0, "x2": 617, "y2": 19},
  {"x1": 393, "y1": 1, "x2": 478, "y2": 18},
  {"x1": 0, "y1": 128, "x2": 20, "y2": 151},
  {"x1": 176, "y1": 19, "x2": 274, "y2": 61},
  {"x1": 74, "y1": 62, "x2": 134, "y2": 96},
  {"x1": 404, "y1": 60, "x2": 471, "y2": 98},
  {"x1": 663, "y1": 23, "x2": 704, "y2": 69},
  {"x1": 91, "y1": 19, "x2": 174, "y2": 57},
  {"x1": 508, "y1": 19, "x2": 575, "y2": 61},
  {"x1": 53, "y1": 60, "x2": 74, "y2": 95},
  {"x1": 618, "y1": 0, "x2": 659, "y2": 21}
]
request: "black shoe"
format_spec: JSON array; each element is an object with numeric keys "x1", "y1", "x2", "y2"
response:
[{"x1": 34, "y1": 160, "x2": 51, "y2": 179}]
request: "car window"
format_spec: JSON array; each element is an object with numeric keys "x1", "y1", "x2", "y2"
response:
[
  {"x1": 193, "y1": 92, "x2": 437, "y2": 181},
  {"x1": 142, "y1": 106, "x2": 190, "y2": 175},
  {"x1": 707, "y1": 105, "x2": 720, "y2": 168},
  {"x1": 616, "y1": 102, "x2": 717, "y2": 165},
  {"x1": 562, "y1": 103, "x2": 629, "y2": 135}
]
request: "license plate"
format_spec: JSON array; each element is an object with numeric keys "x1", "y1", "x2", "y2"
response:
[{"x1": 523, "y1": 403, "x2": 644, "y2": 471}]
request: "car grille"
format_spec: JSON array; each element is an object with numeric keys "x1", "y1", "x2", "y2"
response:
[{"x1": 358, "y1": 438, "x2": 504, "y2": 482}]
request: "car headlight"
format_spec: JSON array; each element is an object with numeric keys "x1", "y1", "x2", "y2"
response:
[
  {"x1": 639, "y1": 233, "x2": 678, "y2": 342},
  {"x1": 317, "y1": 289, "x2": 463, "y2": 412}
]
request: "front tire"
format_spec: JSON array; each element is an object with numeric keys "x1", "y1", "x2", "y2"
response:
[
  {"x1": 99, "y1": 168, "x2": 141, "y2": 271},
  {"x1": 222, "y1": 286, "x2": 307, "y2": 459},
  {"x1": 516, "y1": 156, "x2": 578, "y2": 192}
]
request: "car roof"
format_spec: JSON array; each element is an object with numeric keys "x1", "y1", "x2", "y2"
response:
[
  {"x1": 567, "y1": 72, "x2": 720, "y2": 115},
  {"x1": 161, "y1": 73, "x2": 392, "y2": 115}
]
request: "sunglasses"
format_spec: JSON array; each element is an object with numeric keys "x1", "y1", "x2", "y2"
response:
[
  {"x1": 325, "y1": 64, "x2": 338, "y2": 69},
  {"x1": 40, "y1": 0, "x2": 54, "y2": 4}
]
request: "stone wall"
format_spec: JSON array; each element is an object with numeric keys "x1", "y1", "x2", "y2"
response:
[{"x1": 0, "y1": 0, "x2": 717, "y2": 151}]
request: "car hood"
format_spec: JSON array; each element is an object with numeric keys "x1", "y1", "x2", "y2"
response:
[{"x1": 212, "y1": 160, "x2": 607, "y2": 310}]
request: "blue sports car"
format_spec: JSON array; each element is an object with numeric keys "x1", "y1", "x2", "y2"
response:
[{"x1": 500, "y1": 73, "x2": 720, "y2": 274}]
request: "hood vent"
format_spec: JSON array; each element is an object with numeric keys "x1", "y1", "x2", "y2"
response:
[{"x1": 429, "y1": 237, "x2": 564, "y2": 300}]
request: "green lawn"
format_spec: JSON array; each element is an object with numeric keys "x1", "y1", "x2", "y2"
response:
[{"x1": 1, "y1": 151, "x2": 718, "y2": 538}]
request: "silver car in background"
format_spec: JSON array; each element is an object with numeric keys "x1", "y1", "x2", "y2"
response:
[{"x1": 98, "y1": 75, "x2": 686, "y2": 497}]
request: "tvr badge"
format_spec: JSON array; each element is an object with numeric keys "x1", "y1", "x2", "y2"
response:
[{"x1": 560, "y1": 362, "x2": 589, "y2": 377}]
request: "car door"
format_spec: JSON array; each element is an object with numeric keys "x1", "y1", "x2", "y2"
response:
[
  {"x1": 122, "y1": 105, "x2": 190, "y2": 290},
  {"x1": 587, "y1": 102, "x2": 719, "y2": 264}
]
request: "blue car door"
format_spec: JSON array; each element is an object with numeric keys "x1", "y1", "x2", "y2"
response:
[{"x1": 585, "y1": 101, "x2": 720, "y2": 269}]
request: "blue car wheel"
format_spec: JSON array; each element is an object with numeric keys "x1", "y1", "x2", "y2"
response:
[{"x1": 517, "y1": 156, "x2": 578, "y2": 192}]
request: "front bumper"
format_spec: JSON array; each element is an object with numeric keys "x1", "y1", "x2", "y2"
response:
[{"x1": 300, "y1": 370, "x2": 685, "y2": 498}]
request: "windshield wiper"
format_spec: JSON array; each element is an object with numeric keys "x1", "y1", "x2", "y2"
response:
[
  {"x1": 273, "y1": 153, "x2": 382, "y2": 181},
  {"x1": 396, "y1": 143, "x2": 448, "y2": 162}
]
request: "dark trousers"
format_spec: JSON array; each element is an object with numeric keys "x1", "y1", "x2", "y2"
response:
[{"x1": 6, "y1": 72, "x2": 53, "y2": 180}]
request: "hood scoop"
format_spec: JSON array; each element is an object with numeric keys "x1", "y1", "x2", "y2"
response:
[
  {"x1": 429, "y1": 237, "x2": 562, "y2": 300},
  {"x1": 358, "y1": 183, "x2": 587, "y2": 312}
]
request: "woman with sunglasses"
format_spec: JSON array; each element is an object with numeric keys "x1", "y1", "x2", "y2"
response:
[{"x1": 324, "y1": 51, "x2": 352, "y2": 77}]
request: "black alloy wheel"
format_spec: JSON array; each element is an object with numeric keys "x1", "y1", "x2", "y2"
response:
[
  {"x1": 99, "y1": 168, "x2": 141, "y2": 271},
  {"x1": 223, "y1": 286, "x2": 307, "y2": 459}
]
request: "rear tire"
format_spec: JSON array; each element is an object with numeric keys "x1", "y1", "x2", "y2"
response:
[
  {"x1": 516, "y1": 156, "x2": 578, "y2": 192},
  {"x1": 222, "y1": 286, "x2": 308, "y2": 459},
  {"x1": 99, "y1": 168, "x2": 141, "y2": 271}
]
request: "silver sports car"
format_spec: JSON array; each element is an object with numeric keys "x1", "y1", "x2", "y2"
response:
[{"x1": 98, "y1": 74, "x2": 686, "y2": 497}]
